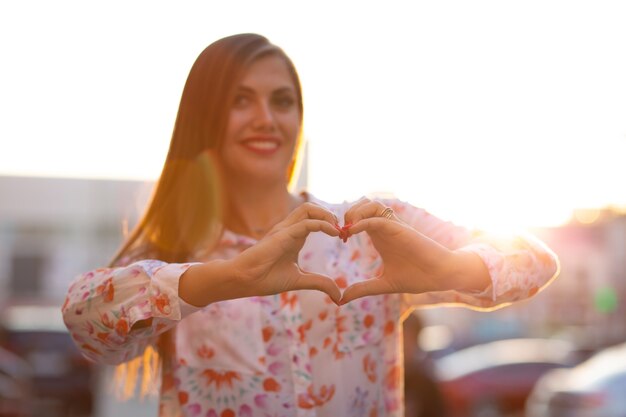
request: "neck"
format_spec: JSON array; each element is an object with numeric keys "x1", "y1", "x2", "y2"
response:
[{"x1": 223, "y1": 178, "x2": 303, "y2": 239}]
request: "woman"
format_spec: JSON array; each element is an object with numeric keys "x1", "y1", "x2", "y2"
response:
[{"x1": 62, "y1": 33, "x2": 559, "y2": 417}]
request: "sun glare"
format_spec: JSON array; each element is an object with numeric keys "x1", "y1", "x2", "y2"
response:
[{"x1": 1, "y1": 1, "x2": 625, "y2": 232}]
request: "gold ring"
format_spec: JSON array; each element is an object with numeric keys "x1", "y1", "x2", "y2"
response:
[{"x1": 380, "y1": 207, "x2": 394, "y2": 219}]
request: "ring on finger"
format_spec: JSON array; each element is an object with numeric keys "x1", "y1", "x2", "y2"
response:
[{"x1": 380, "y1": 207, "x2": 394, "y2": 219}]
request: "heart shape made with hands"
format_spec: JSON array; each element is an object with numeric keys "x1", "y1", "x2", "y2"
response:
[
  {"x1": 326, "y1": 221, "x2": 395, "y2": 305},
  {"x1": 327, "y1": 221, "x2": 386, "y2": 305},
  {"x1": 262, "y1": 199, "x2": 459, "y2": 306},
  {"x1": 286, "y1": 220, "x2": 374, "y2": 302},
  {"x1": 312, "y1": 216, "x2": 456, "y2": 306}
]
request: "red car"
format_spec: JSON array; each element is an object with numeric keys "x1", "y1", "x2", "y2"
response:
[{"x1": 433, "y1": 338, "x2": 584, "y2": 417}]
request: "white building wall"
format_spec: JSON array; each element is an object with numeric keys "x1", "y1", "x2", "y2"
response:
[{"x1": 0, "y1": 175, "x2": 153, "y2": 305}]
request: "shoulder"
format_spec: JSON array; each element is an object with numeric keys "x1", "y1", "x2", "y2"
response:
[{"x1": 112, "y1": 244, "x2": 159, "y2": 267}]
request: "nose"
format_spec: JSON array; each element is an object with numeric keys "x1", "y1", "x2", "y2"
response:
[{"x1": 252, "y1": 101, "x2": 276, "y2": 131}]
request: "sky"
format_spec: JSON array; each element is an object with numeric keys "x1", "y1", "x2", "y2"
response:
[{"x1": 1, "y1": 0, "x2": 625, "y2": 230}]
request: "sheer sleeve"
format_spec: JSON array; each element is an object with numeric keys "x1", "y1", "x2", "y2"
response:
[
  {"x1": 61, "y1": 259, "x2": 202, "y2": 365},
  {"x1": 384, "y1": 199, "x2": 559, "y2": 313}
]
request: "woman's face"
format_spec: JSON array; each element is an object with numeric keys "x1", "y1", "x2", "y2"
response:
[{"x1": 220, "y1": 54, "x2": 301, "y2": 185}]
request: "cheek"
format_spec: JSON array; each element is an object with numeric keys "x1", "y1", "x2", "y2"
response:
[
  {"x1": 279, "y1": 114, "x2": 301, "y2": 142},
  {"x1": 225, "y1": 114, "x2": 244, "y2": 138}
]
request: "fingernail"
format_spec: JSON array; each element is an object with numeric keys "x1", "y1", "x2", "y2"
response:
[{"x1": 341, "y1": 226, "x2": 348, "y2": 242}]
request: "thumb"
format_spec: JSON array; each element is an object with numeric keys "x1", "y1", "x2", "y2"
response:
[
  {"x1": 339, "y1": 278, "x2": 392, "y2": 305},
  {"x1": 293, "y1": 271, "x2": 342, "y2": 305}
]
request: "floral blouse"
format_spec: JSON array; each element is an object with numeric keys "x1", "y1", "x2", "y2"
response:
[{"x1": 62, "y1": 193, "x2": 559, "y2": 417}]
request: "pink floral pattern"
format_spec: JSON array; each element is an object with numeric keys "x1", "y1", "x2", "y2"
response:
[{"x1": 62, "y1": 193, "x2": 559, "y2": 416}]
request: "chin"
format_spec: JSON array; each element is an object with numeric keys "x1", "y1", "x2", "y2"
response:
[{"x1": 229, "y1": 167, "x2": 289, "y2": 185}]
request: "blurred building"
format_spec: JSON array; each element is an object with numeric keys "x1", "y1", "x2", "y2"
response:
[
  {"x1": 533, "y1": 211, "x2": 626, "y2": 346},
  {"x1": 0, "y1": 175, "x2": 153, "y2": 308},
  {"x1": 0, "y1": 175, "x2": 157, "y2": 417}
]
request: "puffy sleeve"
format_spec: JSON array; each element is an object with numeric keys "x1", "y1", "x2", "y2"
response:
[
  {"x1": 385, "y1": 199, "x2": 560, "y2": 312},
  {"x1": 61, "y1": 259, "x2": 202, "y2": 365}
]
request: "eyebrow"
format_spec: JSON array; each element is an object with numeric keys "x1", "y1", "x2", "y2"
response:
[{"x1": 236, "y1": 86, "x2": 296, "y2": 95}]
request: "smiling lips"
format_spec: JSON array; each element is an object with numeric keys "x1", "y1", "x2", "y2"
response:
[{"x1": 241, "y1": 136, "x2": 281, "y2": 154}]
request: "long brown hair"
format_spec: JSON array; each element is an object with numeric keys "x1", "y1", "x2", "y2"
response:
[{"x1": 110, "y1": 33, "x2": 305, "y2": 399}]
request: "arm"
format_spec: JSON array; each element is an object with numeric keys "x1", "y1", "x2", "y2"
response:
[
  {"x1": 339, "y1": 198, "x2": 559, "y2": 310},
  {"x1": 62, "y1": 203, "x2": 344, "y2": 364},
  {"x1": 61, "y1": 260, "x2": 205, "y2": 365},
  {"x1": 391, "y1": 199, "x2": 559, "y2": 308},
  {"x1": 179, "y1": 202, "x2": 344, "y2": 307}
]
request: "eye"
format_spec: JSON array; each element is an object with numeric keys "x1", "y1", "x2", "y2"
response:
[
  {"x1": 232, "y1": 94, "x2": 251, "y2": 108},
  {"x1": 271, "y1": 93, "x2": 296, "y2": 110}
]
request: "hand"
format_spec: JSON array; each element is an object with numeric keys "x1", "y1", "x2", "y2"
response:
[
  {"x1": 232, "y1": 202, "x2": 343, "y2": 304},
  {"x1": 339, "y1": 199, "x2": 457, "y2": 304}
]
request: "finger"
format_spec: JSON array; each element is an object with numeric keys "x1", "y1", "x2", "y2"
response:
[
  {"x1": 344, "y1": 200, "x2": 395, "y2": 227},
  {"x1": 346, "y1": 217, "x2": 391, "y2": 235},
  {"x1": 342, "y1": 198, "x2": 371, "y2": 225},
  {"x1": 286, "y1": 219, "x2": 341, "y2": 240},
  {"x1": 293, "y1": 272, "x2": 342, "y2": 304},
  {"x1": 339, "y1": 278, "x2": 394, "y2": 305},
  {"x1": 341, "y1": 198, "x2": 375, "y2": 242},
  {"x1": 272, "y1": 202, "x2": 339, "y2": 232}
]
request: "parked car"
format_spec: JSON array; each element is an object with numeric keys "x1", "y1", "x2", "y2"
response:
[
  {"x1": 433, "y1": 338, "x2": 584, "y2": 417},
  {"x1": 0, "y1": 304, "x2": 95, "y2": 417},
  {"x1": 0, "y1": 346, "x2": 33, "y2": 417},
  {"x1": 526, "y1": 341, "x2": 626, "y2": 417}
]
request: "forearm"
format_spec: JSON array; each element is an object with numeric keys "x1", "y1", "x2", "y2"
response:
[
  {"x1": 178, "y1": 259, "x2": 248, "y2": 307},
  {"x1": 390, "y1": 198, "x2": 558, "y2": 305},
  {"x1": 447, "y1": 249, "x2": 492, "y2": 293}
]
